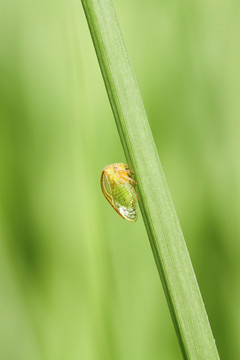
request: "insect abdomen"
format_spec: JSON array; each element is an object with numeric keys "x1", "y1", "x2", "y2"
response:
[{"x1": 112, "y1": 184, "x2": 137, "y2": 221}]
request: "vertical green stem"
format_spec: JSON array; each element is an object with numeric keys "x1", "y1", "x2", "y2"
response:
[{"x1": 81, "y1": 0, "x2": 219, "y2": 358}]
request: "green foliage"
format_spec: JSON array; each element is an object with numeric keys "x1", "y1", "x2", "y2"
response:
[{"x1": 0, "y1": 0, "x2": 240, "y2": 359}]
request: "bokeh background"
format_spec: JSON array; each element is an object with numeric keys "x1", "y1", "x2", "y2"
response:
[{"x1": 1, "y1": 0, "x2": 240, "y2": 359}]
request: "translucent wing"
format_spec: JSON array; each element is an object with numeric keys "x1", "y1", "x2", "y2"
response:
[
  {"x1": 101, "y1": 172, "x2": 137, "y2": 222},
  {"x1": 111, "y1": 183, "x2": 137, "y2": 222}
]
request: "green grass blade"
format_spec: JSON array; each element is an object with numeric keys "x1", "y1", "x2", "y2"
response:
[{"x1": 81, "y1": 0, "x2": 220, "y2": 358}]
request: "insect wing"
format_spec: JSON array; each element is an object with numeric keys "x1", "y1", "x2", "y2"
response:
[
  {"x1": 101, "y1": 163, "x2": 138, "y2": 222},
  {"x1": 112, "y1": 183, "x2": 137, "y2": 222},
  {"x1": 101, "y1": 172, "x2": 114, "y2": 204}
]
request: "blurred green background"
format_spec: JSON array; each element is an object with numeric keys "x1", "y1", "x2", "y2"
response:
[{"x1": 0, "y1": 0, "x2": 240, "y2": 359}]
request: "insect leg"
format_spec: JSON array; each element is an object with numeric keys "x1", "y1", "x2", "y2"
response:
[{"x1": 120, "y1": 173, "x2": 137, "y2": 185}]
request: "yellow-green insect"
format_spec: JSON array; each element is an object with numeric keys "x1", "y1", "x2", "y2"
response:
[{"x1": 101, "y1": 163, "x2": 139, "y2": 222}]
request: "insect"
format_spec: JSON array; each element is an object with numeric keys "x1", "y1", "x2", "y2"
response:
[{"x1": 101, "y1": 163, "x2": 139, "y2": 222}]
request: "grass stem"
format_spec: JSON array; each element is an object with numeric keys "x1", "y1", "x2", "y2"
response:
[{"x1": 81, "y1": 0, "x2": 220, "y2": 358}]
